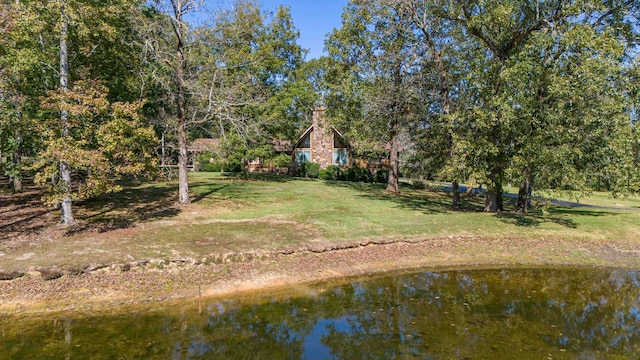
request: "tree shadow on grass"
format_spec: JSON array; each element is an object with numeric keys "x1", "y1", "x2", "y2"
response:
[
  {"x1": 0, "y1": 188, "x2": 55, "y2": 242},
  {"x1": 323, "y1": 180, "x2": 479, "y2": 214},
  {"x1": 495, "y1": 212, "x2": 577, "y2": 228},
  {"x1": 219, "y1": 172, "x2": 295, "y2": 182},
  {"x1": 190, "y1": 183, "x2": 230, "y2": 203},
  {"x1": 323, "y1": 180, "x2": 615, "y2": 230},
  {"x1": 69, "y1": 183, "x2": 182, "y2": 235},
  {"x1": 495, "y1": 207, "x2": 613, "y2": 229}
]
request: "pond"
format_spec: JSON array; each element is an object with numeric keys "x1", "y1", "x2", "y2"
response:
[{"x1": 2, "y1": 267, "x2": 639, "y2": 359}]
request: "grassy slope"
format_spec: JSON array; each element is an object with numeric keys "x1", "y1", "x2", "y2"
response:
[{"x1": 3, "y1": 172, "x2": 640, "y2": 270}]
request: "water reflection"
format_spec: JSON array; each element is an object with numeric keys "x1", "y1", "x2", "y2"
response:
[{"x1": 3, "y1": 268, "x2": 640, "y2": 359}]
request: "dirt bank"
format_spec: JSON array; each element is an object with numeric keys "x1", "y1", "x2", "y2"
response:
[{"x1": 1, "y1": 235, "x2": 639, "y2": 315}]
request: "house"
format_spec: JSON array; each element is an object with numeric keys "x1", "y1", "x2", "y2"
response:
[{"x1": 292, "y1": 107, "x2": 351, "y2": 169}]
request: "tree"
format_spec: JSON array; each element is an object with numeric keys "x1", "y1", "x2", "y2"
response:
[
  {"x1": 2, "y1": 0, "x2": 158, "y2": 223},
  {"x1": 148, "y1": 0, "x2": 199, "y2": 206},
  {"x1": 0, "y1": 1, "x2": 53, "y2": 193},
  {"x1": 35, "y1": 81, "x2": 157, "y2": 207},
  {"x1": 326, "y1": 0, "x2": 425, "y2": 193},
  {"x1": 418, "y1": 0, "x2": 640, "y2": 212},
  {"x1": 393, "y1": 0, "x2": 467, "y2": 208},
  {"x1": 147, "y1": 0, "x2": 309, "y2": 185},
  {"x1": 194, "y1": 2, "x2": 310, "y2": 165}
]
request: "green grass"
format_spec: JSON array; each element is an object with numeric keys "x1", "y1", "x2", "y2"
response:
[
  {"x1": 500, "y1": 184, "x2": 640, "y2": 209},
  {"x1": 5, "y1": 172, "x2": 640, "y2": 270},
  {"x1": 183, "y1": 173, "x2": 639, "y2": 243}
]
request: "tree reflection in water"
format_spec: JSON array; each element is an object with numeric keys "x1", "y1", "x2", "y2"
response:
[{"x1": 3, "y1": 268, "x2": 639, "y2": 359}]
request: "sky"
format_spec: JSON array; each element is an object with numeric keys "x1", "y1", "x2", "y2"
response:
[{"x1": 255, "y1": 0, "x2": 348, "y2": 60}]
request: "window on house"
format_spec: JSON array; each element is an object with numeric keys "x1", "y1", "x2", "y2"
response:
[
  {"x1": 333, "y1": 133, "x2": 347, "y2": 148},
  {"x1": 299, "y1": 132, "x2": 311, "y2": 148},
  {"x1": 295, "y1": 151, "x2": 311, "y2": 164},
  {"x1": 333, "y1": 150, "x2": 348, "y2": 166}
]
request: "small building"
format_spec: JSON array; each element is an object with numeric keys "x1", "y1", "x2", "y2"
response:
[
  {"x1": 187, "y1": 138, "x2": 219, "y2": 171},
  {"x1": 292, "y1": 107, "x2": 351, "y2": 169}
]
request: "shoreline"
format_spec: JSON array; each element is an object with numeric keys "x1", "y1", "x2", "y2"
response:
[{"x1": 2, "y1": 235, "x2": 640, "y2": 316}]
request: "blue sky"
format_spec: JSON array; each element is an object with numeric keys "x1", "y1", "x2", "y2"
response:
[
  {"x1": 260, "y1": 0, "x2": 348, "y2": 59},
  {"x1": 194, "y1": 1, "x2": 347, "y2": 59}
]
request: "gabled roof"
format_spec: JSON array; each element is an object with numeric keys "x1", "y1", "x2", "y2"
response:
[
  {"x1": 297, "y1": 125, "x2": 314, "y2": 144},
  {"x1": 294, "y1": 125, "x2": 349, "y2": 148}
]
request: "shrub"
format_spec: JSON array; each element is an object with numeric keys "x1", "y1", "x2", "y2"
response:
[
  {"x1": 296, "y1": 162, "x2": 321, "y2": 178},
  {"x1": 304, "y1": 162, "x2": 320, "y2": 178},
  {"x1": 203, "y1": 162, "x2": 223, "y2": 172},
  {"x1": 319, "y1": 170, "x2": 329, "y2": 180},
  {"x1": 375, "y1": 169, "x2": 388, "y2": 184},
  {"x1": 196, "y1": 152, "x2": 216, "y2": 171},
  {"x1": 412, "y1": 179, "x2": 426, "y2": 190},
  {"x1": 271, "y1": 153, "x2": 291, "y2": 168},
  {"x1": 225, "y1": 161, "x2": 242, "y2": 173},
  {"x1": 343, "y1": 167, "x2": 373, "y2": 182},
  {"x1": 324, "y1": 165, "x2": 342, "y2": 180}
]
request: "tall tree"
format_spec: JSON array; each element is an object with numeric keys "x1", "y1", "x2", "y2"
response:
[
  {"x1": 422, "y1": 0, "x2": 640, "y2": 212},
  {"x1": 327, "y1": 0, "x2": 424, "y2": 193},
  {"x1": 148, "y1": 0, "x2": 198, "y2": 205},
  {"x1": 394, "y1": 0, "x2": 466, "y2": 208},
  {"x1": 2, "y1": 0, "x2": 158, "y2": 223},
  {"x1": 58, "y1": 0, "x2": 74, "y2": 223},
  {"x1": 0, "y1": 1, "x2": 52, "y2": 193}
]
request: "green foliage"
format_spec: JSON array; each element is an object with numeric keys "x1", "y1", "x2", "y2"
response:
[
  {"x1": 341, "y1": 167, "x2": 374, "y2": 183},
  {"x1": 196, "y1": 152, "x2": 215, "y2": 171},
  {"x1": 32, "y1": 81, "x2": 157, "y2": 203},
  {"x1": 375, "y1": 169, "x2": 388, "y2": 184},
  {"x1": 271, "y1": 153, "x2": 292, "y2": 168},
  {"x1": 323, "y1": 165, "x2": 342, "y2": 180},
  {"x1": 297, "y1": 162, "x2": 320, "y2": 178},
  {"x1": 412, "y1": 179, "x2": 426, "y2": 190},
  {"x1": 203, "y1": 162, "x2": 223, "y2": 172},
  {"x1": 225, "y1": 161, "x2": 243, "y2": 173}
]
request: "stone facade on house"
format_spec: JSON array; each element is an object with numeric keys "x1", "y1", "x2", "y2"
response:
[
  {"x1": 293, "y1": 107, "x2": 350, "y2": 169},
  {"x1": 311, "y1": 108, "x2": 334, "y2": 168}
]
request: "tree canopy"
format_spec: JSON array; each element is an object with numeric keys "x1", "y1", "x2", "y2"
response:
[{"x1": 1, "y1": 0, "x2": 639, "y2": 219}]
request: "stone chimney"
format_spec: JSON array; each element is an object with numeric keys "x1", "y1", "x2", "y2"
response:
[{"x1": 311, "y1": 106, "x2": 332, "y2": 168}]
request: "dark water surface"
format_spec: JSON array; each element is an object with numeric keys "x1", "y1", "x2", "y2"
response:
[{"x1": 2, "y1": 267, "x2": 640, "y2": 359}]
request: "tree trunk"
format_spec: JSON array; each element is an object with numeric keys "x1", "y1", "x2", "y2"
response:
[
  {"x1": 516, "y1": 173, "x2": 534, "y2": 213},
  {"x1": 174, "y1": 3, "x2": 190, "y2": 206},
  {"x1": 59, "y1": 1, "x2": 74, "y2": 224},
  {"x1": 386, "y1": 117, "x2": 399, "y2": 194},
  {"x1": 177, "y1": 103, "x2": 189, "y2": 205},
  {"x1": 484, "y1": 174, "x2": 503, "y2": 213},
  {"x1": 12, "y1": 151, "x2": 22, "y2": 192},
  {"x1": 452, "y1": 180, "x2": 460, "y2": 209},
  {"x1": 484, "y1": 190, "x2": 498, "y2": 212}
]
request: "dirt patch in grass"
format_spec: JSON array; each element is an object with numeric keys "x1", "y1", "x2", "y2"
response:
[{"x1": 1, "y1": 235, "x2": 640, "y2": 315}]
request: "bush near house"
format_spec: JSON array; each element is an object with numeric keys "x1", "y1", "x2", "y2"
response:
[
  {"x1": 317, "y1": 166, "x2": 390, "y2": 184},
  {"x1": 343, "y1": 167, "x2": 372, "y2": 183},
  {"x1": 203, "y1": 162, "x2": 223, "y2": 172},
  {"x1": 296, "y1": 162, "x2": 321, "y2": 178},
  {"x1": 272, "y1": 154, "x2": 292, "y2": 168},
  {"x1": 375, "y1": 169, "x2": 388, "y2": 184},
  {"x1": 321, "y1": 165, "x2": 342, "y2": 180}
]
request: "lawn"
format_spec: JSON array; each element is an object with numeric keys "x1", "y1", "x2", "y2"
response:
[{"x1": 2, "y1": 172, "x2": 640, "y2": 270}]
